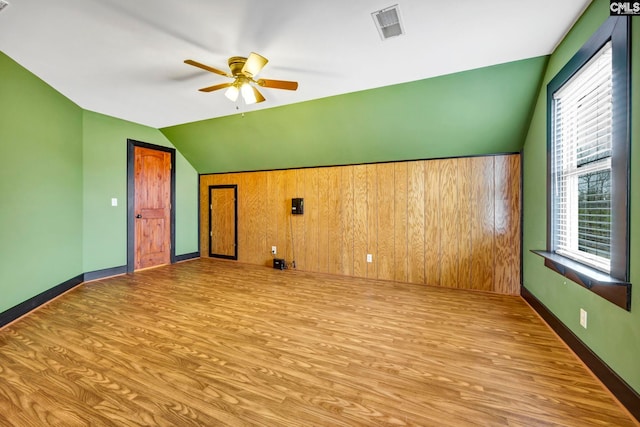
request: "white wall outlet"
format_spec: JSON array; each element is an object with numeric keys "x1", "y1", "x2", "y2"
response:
[
  {"x1": 111, "y1": 198, "x2": 118, "y2": 207},
  {"x1": 271, "y1": 246, "x2": 277, "y2": 255},
  {"x1": 366, "y1": 254, "x2": 373, "y2": 263},
  {"x1": 580, "y1": 308, "x2": 588, "y2": 329}
]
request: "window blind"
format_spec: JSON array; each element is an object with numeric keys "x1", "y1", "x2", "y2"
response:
[{"x1": 552, "y1": 41, "x2": 612, "y2": 273}]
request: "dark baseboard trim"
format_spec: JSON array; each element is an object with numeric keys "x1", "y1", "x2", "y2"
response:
[
  {"x1": 0, "y1": 274, "x2": 83, "y2": 328},
  {"x1": 521, "y1": 287, "x2": 640, "y2": 422},
  {"x1": 84, "y1": 265, "x2": 127, "y2": 282},
  {"x1": 176, "y1": 252, "x2": 200, "y2": 262}
]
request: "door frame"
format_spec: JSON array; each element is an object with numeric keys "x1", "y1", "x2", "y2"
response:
[
  {"x1": 126, "y1": 139, "x2": 176, "y2": 273},
  {"x1": 208, "y1": 184, "x2": 238, "y2": 260}
]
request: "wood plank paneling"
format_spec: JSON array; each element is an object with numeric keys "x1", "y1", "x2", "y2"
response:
[
  {"x1": 424, "y1": 161, "x2": 441, "y2": 286},
  {"x1": 457, "y1": 158, "x2": 473, "y2": 289},
  {"x1": 377, "y1": 163, "x2": 395, "y2": 281},
  {"x1": 265, "y1": 172, "x2": 279, "y2": 266},
  {"x1": 283, "y1": 170, "x2": 297, "y2": 265},
  {"x1": 393, "y1": 163, "x2": 408, "y2": 283},
  {"x1": 494, "y1": 155, "x2": 521, "y2": 295},
  {"x1": 407, "y1": 161, "x2": 425, "y2": 284},
  {"x1": 366, "y1": 164, "x2": 378, "y2": 279},
  {"x1": 303, "y1": 168, "x2": 319, "y2": 272},
  {"x1": 327, "y1": 167, "x2": 343, "y2": 275},
  {"x1": 199, "y1": 154, "x2": 521, "y2": 295},
  {"x1": 470, "y1": 157, "x2": 495, "y2": 292},
  {"x1": 236, "y1": 173, "x2": 249, "y2": 262},
  {"x1": 292, "y1": 169, "x2": 306, "y2": 270},
  {"x1": 352, "y1": 165, "x2": 368, "y2": 278},
  {"x1": 275, "y1": 170, "x2": 288, "y2": 263},
  {"x1": 254, "y1": 173, "x2": 268, "y2": 264},
  {"x1": 439, "y1": 159, "x2": 459, "y2": 288},
  {"x1": 341, "y1": 167, "x2": 355, "y2": 276},
  {"x1": 240, "y1": 172, "x2": 266, "y2": 265},
  {"x1": 317, "y1": 168, "x2": 330, "y2": 273}
]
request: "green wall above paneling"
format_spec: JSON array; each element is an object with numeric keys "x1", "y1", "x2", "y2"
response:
[
  {"x1": 161, "y1": 56, "x2": 548, "y2": 173},
  {"x1": 0, "y1": 51, "x2": 83, "y2": 313}
]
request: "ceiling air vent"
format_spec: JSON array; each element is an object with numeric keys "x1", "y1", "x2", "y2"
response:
[
  {"x1": 372, "y1": 4, "x2": 404, "y2": 40},
  {"x1": 0, "y1": 1, "x2": 9, "y2": 13}
]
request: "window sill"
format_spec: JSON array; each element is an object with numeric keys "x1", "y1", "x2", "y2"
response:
[{"x1": 531, "y1": 250, "x2": 631, "y2": 311}]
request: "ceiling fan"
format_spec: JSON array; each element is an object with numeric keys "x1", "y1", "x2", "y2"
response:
[{"x1": 184, "y1": 52, "x2": 298, "y2": 105}]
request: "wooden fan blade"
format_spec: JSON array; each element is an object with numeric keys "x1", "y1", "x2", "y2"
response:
[
  {"x1": 251, "y1": 85, "x2": 266, "y2": 103},
  {"x1": 257, "y1": 79, "x2": 298, "y2": 91},
  {"x1": 199, "y1": 82, "x2": 233, "y2": 92},
  {"x1": 184, "y1": 59, "x2": 232, "y2": 77},
  {"x1": 242, "y1": 52, "x2": 268, "y2": 77}
]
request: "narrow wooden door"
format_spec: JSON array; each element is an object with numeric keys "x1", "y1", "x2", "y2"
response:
[
  {"x1": 209, "y1": 185, "x2": 237, "y2": 259},
  {"x1": 134, "y1": 146, "x2": 171, "y2": 270}
]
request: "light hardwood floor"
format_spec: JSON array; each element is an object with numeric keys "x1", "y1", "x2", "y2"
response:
[{"x1": 0, "y1": 259, "x2": 636, "y2": 426}]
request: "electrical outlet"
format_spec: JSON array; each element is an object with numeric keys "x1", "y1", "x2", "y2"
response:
[
  {"x1": 111, "y1": 198, "x2": 118, "y2": 207},
  {"x1": 271, "y1": 246, "x2": 277, "y2": 255},
  {"x1": 366, "y1": 254, "x2": 372, "y2": 263},
  {"x1": 580, "y1": 308, "x2": 587, "y2": 329}
]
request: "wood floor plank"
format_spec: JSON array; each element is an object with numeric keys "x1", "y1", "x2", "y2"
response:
[{"x1": 0, "y1": 259, "x2": 636, "y2": 427}]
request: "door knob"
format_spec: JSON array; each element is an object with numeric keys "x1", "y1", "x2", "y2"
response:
[{"x1": 136, "y1": 214, "x2": 142, "y2": 218}]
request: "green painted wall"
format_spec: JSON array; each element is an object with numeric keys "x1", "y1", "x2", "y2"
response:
[
  {"x1": 0, "y1": 52, "x2": 83, "y2": 313},
  {"x1": 161, "y1": 56, "x2": 548, "y2": 173},
  {"x1": 522, "y1": 1, "x2": 640, "y2": 394},
  {"x1": 82, "y1": 111, "x2": 198, "y2": 273},
  {"x1": 0, "y1": 51, "x2": 199, "y2": 316}
]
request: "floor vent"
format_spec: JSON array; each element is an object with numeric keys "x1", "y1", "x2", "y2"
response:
[{"x1": 372, "y1": 4, "x2": 405, "y2": 40}]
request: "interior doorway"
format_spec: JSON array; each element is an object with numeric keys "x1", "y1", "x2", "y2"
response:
[
  {"x1": 127, "y1": 139, "x2": 176, "y2": 272},
  {"x1": 209, "y1": 185, "x2": 238, "y2": 260}
]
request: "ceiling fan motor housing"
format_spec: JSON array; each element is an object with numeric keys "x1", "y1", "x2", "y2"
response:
[{"x1": 228, "y1": 57, "x2": 247, "y2": 76}]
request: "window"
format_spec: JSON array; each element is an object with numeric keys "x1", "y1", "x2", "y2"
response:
[
  {"x1": 538, "y1": 16, "x2": 631, "y2": 310},
  {"x1": 551, "y1": 41, "x2": 613, "y2": 273}
]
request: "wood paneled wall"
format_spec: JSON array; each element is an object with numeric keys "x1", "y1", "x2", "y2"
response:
[{"x1": 199, "y1": 154, "x2": 521, "y2": 295}]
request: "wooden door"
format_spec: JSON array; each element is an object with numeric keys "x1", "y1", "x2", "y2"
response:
[
  {"x1": 209, "y1": 185, "x2": 237, "y2": 259},
  {"x1": 134, "y1": 146, "x2": 171, "y2": 270}
]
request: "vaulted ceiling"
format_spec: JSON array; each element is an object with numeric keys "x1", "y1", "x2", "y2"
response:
[{"x1": 0, "y1": 0, "x2": 590, "y2": 129}]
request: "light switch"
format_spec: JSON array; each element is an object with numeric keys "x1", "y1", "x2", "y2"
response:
[{"x1": 111, "y1": 198, "x2": 118, "y2": 207}]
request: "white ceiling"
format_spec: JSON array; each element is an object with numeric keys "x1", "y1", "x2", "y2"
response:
[{"x1": 0, "y1": 0, "x2": 591, "y2": 128}]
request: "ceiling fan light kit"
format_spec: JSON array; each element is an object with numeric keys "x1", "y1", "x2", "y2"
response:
[
  {"x1": 185, "y1": 52, "x2": 298, "y2": 106},
  {"x1": 224, "y1": 84, "x2": 240, "y2": 102},
  {"x1": 240, "y1": 83, "x2": 257, "y2": 105}
]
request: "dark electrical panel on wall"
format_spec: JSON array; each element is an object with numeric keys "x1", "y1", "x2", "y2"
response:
[{"x1": 292, "y1": 198, "x2": 304, "y2": 215}]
